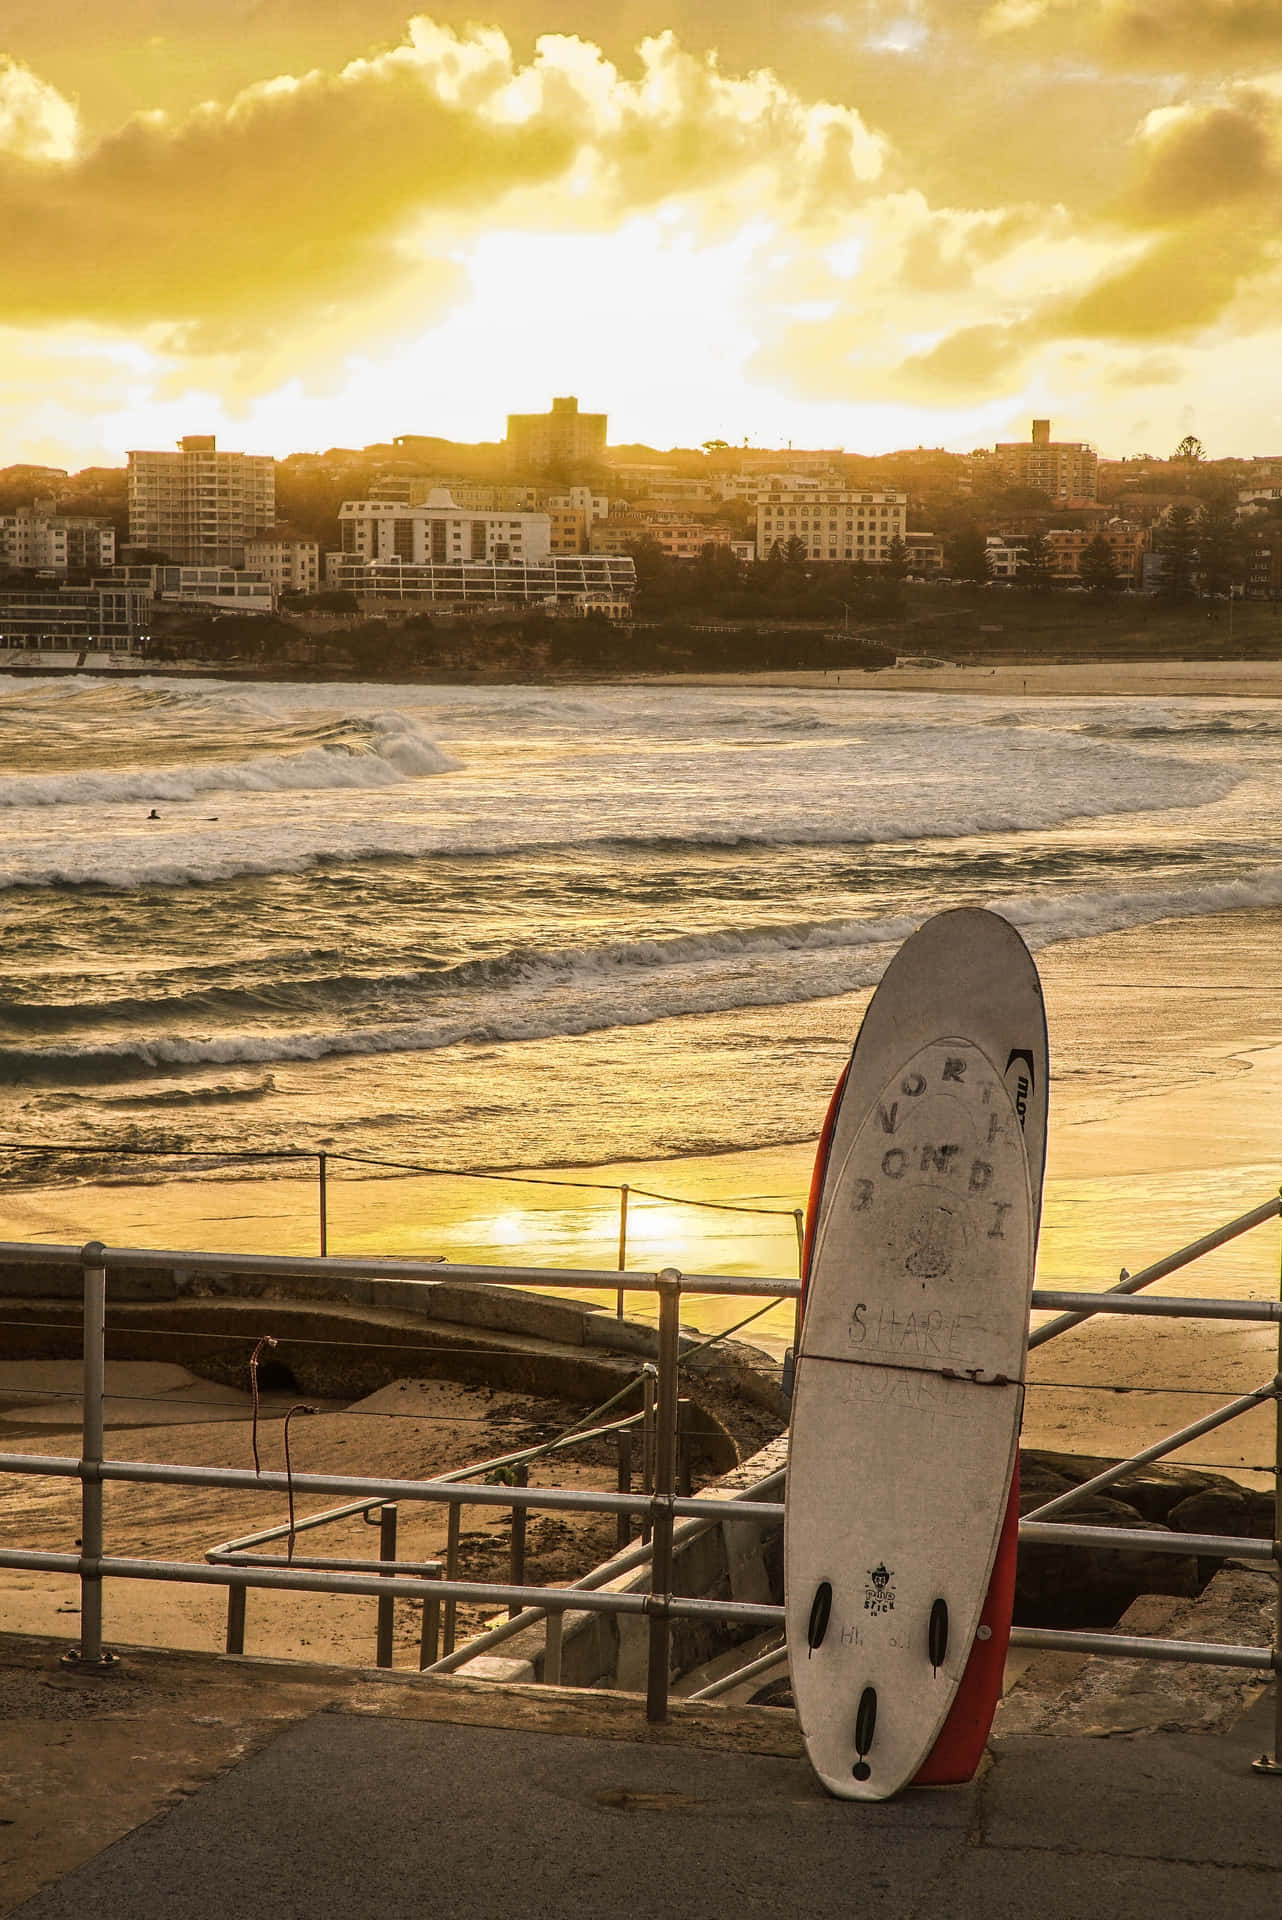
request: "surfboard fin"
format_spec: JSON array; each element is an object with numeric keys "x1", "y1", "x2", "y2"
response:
[
  {"x1": 853, "y1": 1686, "x2": 878, "y2": 1782},
  {"x1": 928, "y1": 1598, "x2": 949, "y2": 1672},
  {"x1": 806, "y1": 1581, "x2": 832, "y2": 1655}
]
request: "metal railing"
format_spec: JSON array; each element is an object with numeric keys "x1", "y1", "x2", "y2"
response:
[
  {"x1": 0, "y1": 1143, "x2": 808, "y2": 1297},
  {"x1": 0, "y1": 1202, "x2": 1278, "y2": 1767}
]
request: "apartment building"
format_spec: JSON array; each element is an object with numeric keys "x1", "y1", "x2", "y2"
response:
[
  {"x1": 1045, "y1": 523, "x2": 1148, "y2": 584},
  {"x1": 756, "y1": 487, "x2": 908, "y2": 563},
  {"x1": 589, "y1": 516, "x2": 734, "y2": 559},
  {"x1": 242, "y1": 530, "x2": 321, "y2": 596},
  {"x1": 0, "y1": 500, "x2": 116, "y2": 574},
  {"x1": 985, "y1": 420, "x2": 1098, "y2": 503},
  {"x1": 127, "y1": 435, "x2": 275, "y2": 566},
  {"x1": 338, "y1": 491, "x2": 551, "y2": 566},
  {"x1": 506, "y1": 395, "x2": 607, "y2": 470}
]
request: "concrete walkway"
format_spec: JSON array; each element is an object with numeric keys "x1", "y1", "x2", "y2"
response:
[{"x1": 4, "y1": 1638, "x2": 1279, "y2": 1920}]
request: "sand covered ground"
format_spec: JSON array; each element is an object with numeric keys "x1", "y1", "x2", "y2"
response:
[{"x1": 664, "y1": 658, "x2": 1282, "y2": 701}]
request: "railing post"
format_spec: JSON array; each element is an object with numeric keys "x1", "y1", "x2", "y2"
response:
[
  {"x1": 508, "y1": 1464, "x2": 528, "y2": 1617},
  {"x1": 544, "y1": 1607, "x2": 564, "y2": 1687},
  {"x1": 1254, "y1": 1197, "x2": 1282, "y2": 1775},
  {"x1": 443, "y1": 1503, "x2": 461, "y2": 1656},
  {"x1": 645, "y1": 1269, "x2": 682, "y2": 1724},
  {"x1": 225, "y1": 1584, "x2": 247, "y2": 1656},
  {"x1": 318, "y1": 1153, "x2": 328, "y2": 1258},
  {"x1": 676, "y1": 1396, "x2": 694, "y2": 1498},
  {"x1": 615, "y1": 1428, "x2": 633, "y2": 1551},
  {"x1": 64, "y1": 1242, "x2": 116, "y2": 1671},
  {"x1": 419, "y1": 1569, "x2": 442, "y2": 1670},
  {"x1": 641, "y1": 1366, "x2": 656, "y2": 1547},
  {"x1": 616, "y1": 1184, "x2": 629, "y2": 1319},
  {"x1": 376, "y1": 1503, "x2": 397, "y2": 1669}
]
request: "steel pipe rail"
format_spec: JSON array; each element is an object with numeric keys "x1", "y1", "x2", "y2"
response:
[
  {"x1": 1010, "y1": 1624, "x2": 1279, "y2": 1672},
  {"x1": 0, "y1": 1545, "x2": 782, "y2": 1629},
  {"x1": 1029, "y1": 1194, "x2": 1282, "y2": 1350},
  {"x1": 1018, "y1": 1521, "x2": 1278, "y2": 1560},
  {"x1": 1022, "y1": 1378, "x2": 1281, "y2": 1523},
  {"x1": 0, "y1": 1452, "x2": 788, "y2": 1527},
  {"x1": 422, "y1": 1467, "x2": 787, "y2": 1675},
  {"x1": 0, "y1": 1238, "x2": 799, "y2": 1297},
  {"x1": 1029, "y1": 1290, "x2": 1282, "y2": 1323}
]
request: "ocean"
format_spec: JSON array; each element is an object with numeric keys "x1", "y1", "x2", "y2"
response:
[{"x1": 0, "y1": 670, "x2": 1276, "y2": 1200}]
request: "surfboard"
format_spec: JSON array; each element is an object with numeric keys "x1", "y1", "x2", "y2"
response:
[
  {"x1": 816, "y1": 908, "x2": 1049, "y2": 1246},
  {"x1": 785, "y1": 910, "x2": 1046, "y2": 1801}
]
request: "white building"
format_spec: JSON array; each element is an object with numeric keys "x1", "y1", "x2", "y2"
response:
[
  {"x1": 242, "y1": 530, "x2": 321, "y2": 596},
  {"x1": 756, "y1": 486, "x2": 908, "y2": 564},
  {"x1": 0, "y1": 500, "x2": 116, "y2": 574},
  {"x1": 324, "y1": 552, "x2": 635, "y2": 615},
  {"x1": 105, "y1": 564, "x2": 274, "y2": 613},
  {"x1": 127, "y1": 435, "x2": 276, "y2": 566},
  {"x1": 338, "y1": 490, "x2": 552, "y2": 567}
]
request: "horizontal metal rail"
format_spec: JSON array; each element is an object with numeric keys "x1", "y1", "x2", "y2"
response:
[
  {"x1": 1029, "y1": 1195, "x2": 1282, "y2": 1349},
  {"x1": 207, "y1": 1413, "x2": 648, "y2": 1559},
  {"x1": 1022, "y1": 1378, "x2": 1281, "y2": 1523},
  {"x1": 423, "y1": 1467, "x2": 788, "y2": 1675},
  {"x1": 0, "y1": 1546, "x2": 782, "y2": 1628},
  {"x1": 1010, "y1": 1624, "x2": 1278, "y2": 1672}
]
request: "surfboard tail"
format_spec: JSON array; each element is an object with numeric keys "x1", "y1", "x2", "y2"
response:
[{"x1": 911, "y1": 1462, "x2": 1021, "y2": 1788}]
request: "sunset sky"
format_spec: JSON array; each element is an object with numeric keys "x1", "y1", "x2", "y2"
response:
[{"x1": 3, "y1": 3, "x2": 1281, "y2": 469}]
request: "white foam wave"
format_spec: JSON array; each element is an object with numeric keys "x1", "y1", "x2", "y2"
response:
[
  {"x1": 17, "y1": 866, "x2": 1282, "y2": 1076},
  {"x1": 0, "y1": 711, "x2": 459, "y2": 809}
]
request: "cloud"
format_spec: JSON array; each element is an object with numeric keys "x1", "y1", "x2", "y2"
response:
[
  {"x1": 1124, "y1": 88, "x2": 1282, "y2": 222},
  {"x1": 980, "y1": 0, "x2": 1282, "y2": 65},
  {"x1": 0, "y1": 21, "x2": 886, "y2": 345},
  {"x1": 0, "y1": 56, "x2": 79, "y2": 161}
]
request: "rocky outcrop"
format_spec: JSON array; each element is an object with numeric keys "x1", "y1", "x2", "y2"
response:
[{"x1": 1016, "y1": 1450, "x2": 1274, "y2": 1629}]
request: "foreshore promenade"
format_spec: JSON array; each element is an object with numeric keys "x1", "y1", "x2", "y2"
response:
[{"x1": 2, "y1": 1630, "x2": 1278, "y2": 1919}]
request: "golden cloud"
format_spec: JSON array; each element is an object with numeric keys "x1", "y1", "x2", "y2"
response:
[
  {"x1": 0, "y1": 55, "x2": 79, "y2": 161},
  {"x1": 981, "y1": 0, "x2": 1282, "y2": 64},
  {"x1": 1124, "y1": 88, "x2": 1282, "y2": 221},
  {"x1": 0, "y1": 21, "x2": 886, "y2": 341}
]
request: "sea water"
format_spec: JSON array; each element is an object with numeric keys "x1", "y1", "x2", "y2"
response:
[{"x1": 1, "y1": 673, "x2": 1277, "y2": 1191}]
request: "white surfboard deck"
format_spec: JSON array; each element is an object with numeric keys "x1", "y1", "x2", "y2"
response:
[
  {"x1": 785, "y1": 1035, "x2": 1034, "y2": 1800},
  {"x1": 816, "y1": 907, "x2": 1048, "y2": 1243}
]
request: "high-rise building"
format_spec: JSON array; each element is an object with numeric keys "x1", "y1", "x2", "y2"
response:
[
  {"x1": 127, "y1": 435, "x2": 275, "y2": 566},
  {"x1": 987, "y1": 420, "x2": 1098, "y2": 502},
  {"x1": 505, "y1": 396, "x2": 607, "y2": 471}
]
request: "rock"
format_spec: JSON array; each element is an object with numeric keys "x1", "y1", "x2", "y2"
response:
[
  {"x1": 1166, "y1": 1485, "x2": 1275, "y2": 1540},
  {"x1": 1016, "y1": 1492, "x2": 1200, "y2": 1628}
]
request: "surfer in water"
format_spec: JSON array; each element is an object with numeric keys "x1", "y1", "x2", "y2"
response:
[{"x1": 146, "y1": 808, "x2": 160, "y2": 820}]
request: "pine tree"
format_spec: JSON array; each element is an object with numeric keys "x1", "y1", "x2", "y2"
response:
[
  {"x1": 1196, "y1": 492, "x2": 1244, "y2": 596},
  {"x1": 946, "y1": 526, "x2": 992, "y2": 584},
  {"x1": 1078, "y1": 534, "x2": 1120, "y2": 593},
  {"x1": 1018, "y1": 529, "x2": 1054, "y2": 593},
  {"x1": 882, "y1": 534, "x2": 909, "y2": 582},
  {"x1": 1156, "y1": 504, "x2": 1197, "y2": 596}
]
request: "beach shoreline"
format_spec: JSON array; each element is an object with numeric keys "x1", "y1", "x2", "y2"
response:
[
  {"x1": 8, "y1": 655, "x2": 1282, "y2": 702},
  {"x1": 4, "y1": 904, "x2": 1281, "y2": 1481}
]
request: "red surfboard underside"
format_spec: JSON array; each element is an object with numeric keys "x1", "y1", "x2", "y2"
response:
[{"x1": 911, "y1": 1464, "x2": 1020, "y2": 1787}]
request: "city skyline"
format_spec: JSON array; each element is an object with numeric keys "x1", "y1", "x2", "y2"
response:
[{"x1": 2, "y1": 4, "x2": 1281, "y2": 470}]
